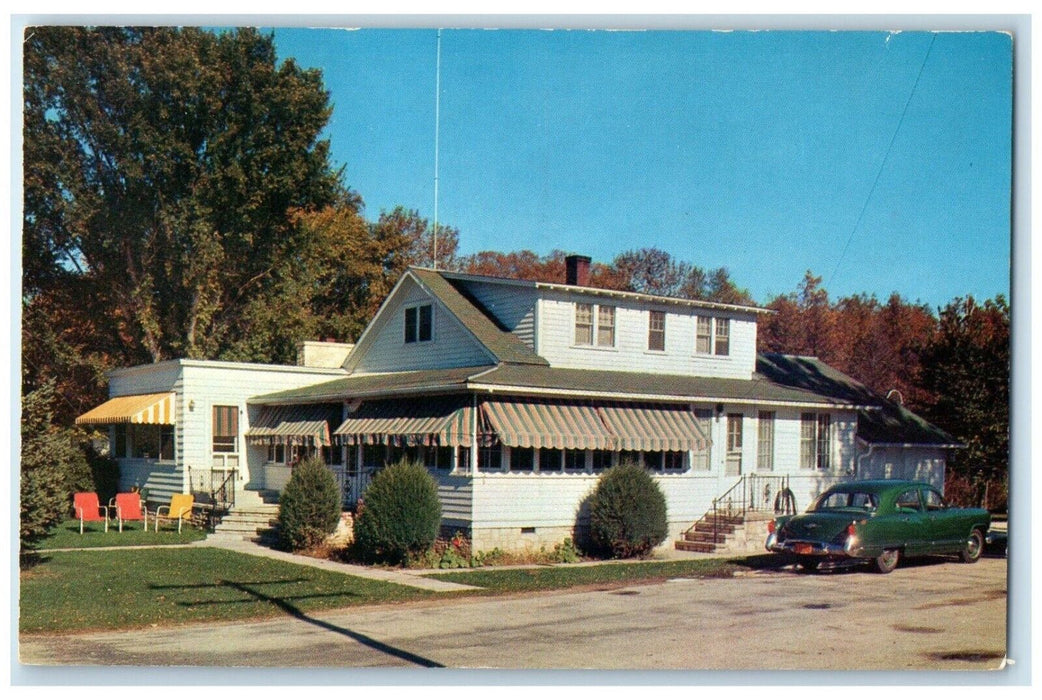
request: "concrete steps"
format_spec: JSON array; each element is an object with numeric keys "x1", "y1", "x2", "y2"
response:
[
  {"x1": 211, "y1": 500, "x2": 280, "y2": 542},
  {"x1": 675, "y1": 511, "x2": 774, "y2": 555}
]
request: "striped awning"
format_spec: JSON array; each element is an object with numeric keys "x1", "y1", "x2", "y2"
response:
[
  {"x1": 481, "y1": 399, "x2": 616, "y2": 450},
  {"x1": 75, "y1": 393, "x2": 176, "y2": 426},
  {"x1": 334, "y1": 397, "x2": 475, "y2": 447},
  {"x1": 245, "y1": 404, "x2": 340, "y2": 446},
  {"x1": 597, "y1": 403, "x2": 710, "y2": 452}
]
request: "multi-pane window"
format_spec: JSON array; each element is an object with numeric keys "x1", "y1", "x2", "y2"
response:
[
  {"x1": 597, "y1": 305, "x2": 616, "y2": 347},
  {"x1": 691, "y1": 408, "x2": 713, "y2": 470},
  {"x1": 696, "y1": 317, "x2": 713, "y2": 354},
  {"x1": 714, "y1": 318, "x2": 730, "y2": 356},
  {"x1": 800, "y1": 413, "x2": 832, "y2": 470},
  {"x1": 592, "y1": 450, "x2": 613, "y2": 472},
  {"x1": 267, "y1": 443, "x2": 286, "y2": 464},
  {"x1": 404, "y1": 304, "x2": 433, "y2": 343},
  {"x1": 727, "y1": 414, "x2": 743, "y2": 453},
  {"x1": 575, "y1": 303, "x2": 615, "y2": 347},
  {"x1": 477, "y1": 444, "x2": 503, "y2": 473},
  {"x1": 757, "y1": 411, "x2": 775, "y2": 471},
  {"x1": 212, "y1": 405, "x2": 238, "y2": 453},
  {"x1": 663, "y1": 451, "x2": 686, "y2": 472},
  {"x1": 574, "y1": 303, "x2": 594, "y2": 345},
  {"x1": 648, "y1": 310, "x2": 666, "y2": 351}
]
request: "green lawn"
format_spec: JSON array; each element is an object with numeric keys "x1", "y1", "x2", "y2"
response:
[
  {"x1": 36, "y1": 519, "x2": 208, "y2": 549},
  {"x1": 19, "y1": 547, "x2": 433, "y2": 633},
  {"x1": 425, "y1": 557, "x2": 744, "y2": 593}
]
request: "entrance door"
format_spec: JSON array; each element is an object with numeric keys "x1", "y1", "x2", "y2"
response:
[{"x1": 726, "y1": 413, "x2": 743, "y2": 477}]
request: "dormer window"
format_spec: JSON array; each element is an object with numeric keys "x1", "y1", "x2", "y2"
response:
[
  {"x1": 405, "y1": 304, "x2": 433, "y2": 343},
  {"x1": 574, "y1": 303, "x2": 615, "y2": 347},
  {"x1": 648, "y1": 310, "x2": 666, "y2": 351},
  {"x1": 695, "y1": 316, "x2": 731, "y2": 356}
]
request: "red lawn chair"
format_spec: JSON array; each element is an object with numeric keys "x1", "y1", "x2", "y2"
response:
[
  {"x1": 110, "y1": 492, "x2": 147, "y2": 532},
  {"x1": 73, "y1": 492, "x2": 109, "y2": 534}
]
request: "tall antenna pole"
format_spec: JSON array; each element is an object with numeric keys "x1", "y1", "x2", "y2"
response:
[{"x1": 432, "y1": 29, "x2": 442, "y2": 270}]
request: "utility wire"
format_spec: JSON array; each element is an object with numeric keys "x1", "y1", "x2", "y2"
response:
[{"x1": 827, "y1": 32, "x2": 937, "y2": 290}]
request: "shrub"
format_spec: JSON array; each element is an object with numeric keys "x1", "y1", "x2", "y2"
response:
[
  {"x1": 587, "y1": 461, "x2": 668, "y2": 558},
  {"x1": 277, "y1": 456, "x2": 342, "y2": 551},
  {"x1": 353, "y1": 458, "x2": 441, "y2": 564}
]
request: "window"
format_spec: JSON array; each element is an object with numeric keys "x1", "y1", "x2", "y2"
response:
[
  {"x1": 663, "y1": 451, "x2": 686, "y2": 472},
  {"x1": 404, "y1": 304, "x2": 433, "y2": 343},
  {"x1": 575, "y1": 303, "x2": 615, "y2": 347},
  {"x1": 362, "y1": 444, "x2": 386, "y2": 467},
  {"x1": 757, "y1": 411, "x2": 775, "y2": 471},
  {"x1": 592, "y1": 450, "x2": 613, "y2": 472},
  {"x1": 800, "y1": 413, "x2": 832, "y2": 470},
  {"x1": 923, "y1": 489, "x2": 947, "y2": 511},
  {"x1": 455, "y1": 446, "x2": 472, "y2": 474},
  {"x1": 478, "y1": 444, "x2": 503, "y2": 473},
  {"x1": 128, "y1": 424, "x2": 174, "y2": 460},
  {"x1": 714, "y1": 318, "x2": 730, "y2": 356},
  {"x1": 648, "y1": 310, "x2": 666, "y2": 351},
  {"x1": 563, "y1": 449, "x2": 586, "y2": 471},
  {"x1": 112, "y1": 425, "x2": 127, "y2": 459},
  {"x1": 691, "y1": 408, "x2": 712, "y2": 470},
  {"x1": 212, "y1": 405, "x2": 238, "y2": 454},
  {"x1": 539, "y1": 449, "x2": 562, "y2": 472},
  {"x1": 323, "y1": 444, "x2": 345, "y2": 466},
  {"x1": 575, "y1": 303, "x2": 594, "y2": 345},
  {"x1": 510, "y1": 448, "x2": 535, "y2": 472},
  {"x1": 696, "y1": 317, "x2": 713, "y2": 354},
  {"x1": 267, "y1": 443, "x2": 286, "y2": 464},
  {"x1": 896, "y1": 489, "x2": 922, "y2": 511}
]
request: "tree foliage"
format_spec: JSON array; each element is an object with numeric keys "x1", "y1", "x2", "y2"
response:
[
  {"x1": 920, "y1": 296, "x2": 1009, "y2": 507},
  {"x1": 24, "y1": 26, "x2": 340, "y2": 367},
  {"x1": 20, "y1": 383, "x2": 94, "y2": 555},
  {"x1": 277, "y1": 456, "x2": 343, "y2": 551}
]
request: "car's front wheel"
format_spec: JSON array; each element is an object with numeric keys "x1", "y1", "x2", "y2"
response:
[
  {"x1": 873, "y1": 548, "x2": 900, "y2": 574},
  {"x1": 960, "y1": 528, "x2": 984, "y2": 563}
]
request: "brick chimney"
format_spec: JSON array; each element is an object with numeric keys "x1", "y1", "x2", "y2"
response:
[{"x1": 565, "y1": 255, "x2": 591, "y2": 286}]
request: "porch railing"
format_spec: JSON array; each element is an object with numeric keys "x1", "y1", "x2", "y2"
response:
[
  {"x1": 708, "y1": 473, "x2": 795, "y2": 548},
  {"x1": 187, "y1": 467, "x2": 238, "y2": 531}
]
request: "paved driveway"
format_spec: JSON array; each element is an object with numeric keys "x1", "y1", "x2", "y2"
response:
[{"x1": 19, "y1": 555, "x2": 1007, "y2": 672}]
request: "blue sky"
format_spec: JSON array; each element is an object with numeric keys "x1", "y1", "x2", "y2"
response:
[{"x1": 271, "y1": 28, "x2": 1012, "y2": 308}]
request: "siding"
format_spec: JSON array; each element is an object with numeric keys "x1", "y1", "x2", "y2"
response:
[
  {"x1": 455, "y1": 280, "x2": 539, "y2": 350},
  {"x1": 536, "y1": 290, "x2": 757, "y2": 378},
  {"x1": 434, "y1": 473, "x2": 474, "y2": 526},
  {"x1": 352, "y1": 277, "x2": 494, "y2": 374},
  {"x1": 857, "y1": 445, "x2": 947, "y2": 489}
]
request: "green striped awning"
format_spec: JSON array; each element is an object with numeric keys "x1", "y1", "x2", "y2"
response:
[
  {"x1": 245, "y1": 404, "x2": 340, "y2": 446},
  {"x1": 481, "y1": 399, "x2": 616, "y2": 450},
  {"x1": 597, "y1": 403, "x2": 710, "y2": 452},
  {"x1": 334, "y1": 397, "x2": 475, "y2": 447}
]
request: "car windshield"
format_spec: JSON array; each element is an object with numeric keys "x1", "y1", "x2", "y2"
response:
[{"x1": 810, "y1": 491, "x2": 878, "y2": 512}]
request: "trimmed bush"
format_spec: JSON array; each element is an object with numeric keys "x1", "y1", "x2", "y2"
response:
[
  {"x1": 588, "y1": 461, "x2": 668, "y2": 558},
  {"x1": 277, "y1": 456, "x2": 342, "y2": 551},
  {"x1": 353, "y1": 459, "x2": 442, "y2": 564}
]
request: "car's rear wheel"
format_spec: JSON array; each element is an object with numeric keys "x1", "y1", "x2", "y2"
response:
[
  {"x1": 960, "y1": 528, "x2": 984, "y2": 563},
  {"x1": 873, "y1": 548, "x2": 900, "y2": 574}
]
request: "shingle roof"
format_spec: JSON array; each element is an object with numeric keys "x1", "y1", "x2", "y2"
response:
[
  {"x1": 409, "y1": 268, "x2": 549, "y2": 366},
  {"x1": 757, "y1": 353, "x2": 961, "y2": 447},
  {"x1": 250, "y1": 365, "x2": 494, "y2": 404}
]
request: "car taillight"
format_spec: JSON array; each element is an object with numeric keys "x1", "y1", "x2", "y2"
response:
[
  {"x1": 768, "y1": 520, "x2": 776, "y2": 534},
  {"x1": 847, "y1": 522, "x2": 857, "y2": 537}
]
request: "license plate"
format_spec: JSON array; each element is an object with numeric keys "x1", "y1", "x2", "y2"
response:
[{"x1": 794, "y1": 543, "x2": 813, "y2": 555}]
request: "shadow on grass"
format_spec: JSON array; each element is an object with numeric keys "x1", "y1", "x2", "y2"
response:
[{"x1": 150, "y1": 578, "x2": 443, "y2": 668}]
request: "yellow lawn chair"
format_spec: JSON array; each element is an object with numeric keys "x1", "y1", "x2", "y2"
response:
[{"x1": 154, "y1": 494, "x2": 194, "y2": 533}]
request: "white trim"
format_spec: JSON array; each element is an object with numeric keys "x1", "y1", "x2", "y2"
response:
[{"x1": 108, "y1": 358, "x2": 346, "y2": 380}]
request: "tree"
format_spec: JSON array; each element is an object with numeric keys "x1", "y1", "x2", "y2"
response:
[
  {"x1": 371, "y1": 206, "x2": 460, "y2": 272},
  {"x1": 920, "y1": 296, "x2": 1009, "y2": 508},
  {"x1": 24, "y1": 27, "x2": 340, "y2": 369},
  {"x1": 20, "y1": 383, "x2": 94, "y2": 556}
]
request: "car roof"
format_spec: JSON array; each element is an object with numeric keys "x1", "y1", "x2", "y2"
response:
[{"x1": 823, "y1": 480, "x2": 936, "y2": 496}]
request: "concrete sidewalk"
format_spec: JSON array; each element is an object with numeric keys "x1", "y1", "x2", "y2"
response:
[{"x1": 194, "y1": 535, "x2": 481, "y2": 593}]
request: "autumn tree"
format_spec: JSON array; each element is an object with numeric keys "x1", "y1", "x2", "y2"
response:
[
  {"x1": 371, "y1": 206, "x2": 460, "y2": 272},
  {"x1": 24, "y1": 27, "x2": 341, "y2": 371},
  {"x1": 920, "y1": 296, "x2": 1010, "y2": 508}
]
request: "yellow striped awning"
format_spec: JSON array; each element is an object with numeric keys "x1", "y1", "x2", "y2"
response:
[
  {"x1": 334, "y1": 397, "x2": 475, "y2": 447},
  {"x1": 481, "y1": 399, "x2": 616, "y2": 450},
  {"x1": 597, "y1": 403, "x2": 710, "y2": 452},
  {"x1": 245, "y1": 404, "x2": 340, "y2": 446},
  {"x1": 75, "y1": 392, "x2": 176, "y2": 426}
]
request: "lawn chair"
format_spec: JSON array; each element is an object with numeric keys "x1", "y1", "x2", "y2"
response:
[
  {"x1": 73, "y1": 492, "x2": 109, "y2": 534},
  {"x1": 154, "y1": 494, "x2": 194, "y2": 533},
  {"x1": 110, "y1": 492, "x2": 148, "y2": 532}
]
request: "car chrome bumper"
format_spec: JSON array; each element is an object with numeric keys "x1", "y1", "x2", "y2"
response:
[{"x1": 765, "y1": 532, "x2": 864, "y2": 558}]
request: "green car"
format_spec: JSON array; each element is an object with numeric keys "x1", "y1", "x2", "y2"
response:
[{"x1": 765, "y1": 480, "x2": 991, "y2": 573}]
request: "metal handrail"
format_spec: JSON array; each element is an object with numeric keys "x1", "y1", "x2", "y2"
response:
[
  {"x1": 704, "y1": 473, "x2": 794, "y2": 550},
  {"x1": 187, "y1": 467, "x2": 238, "y2": 531}
]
